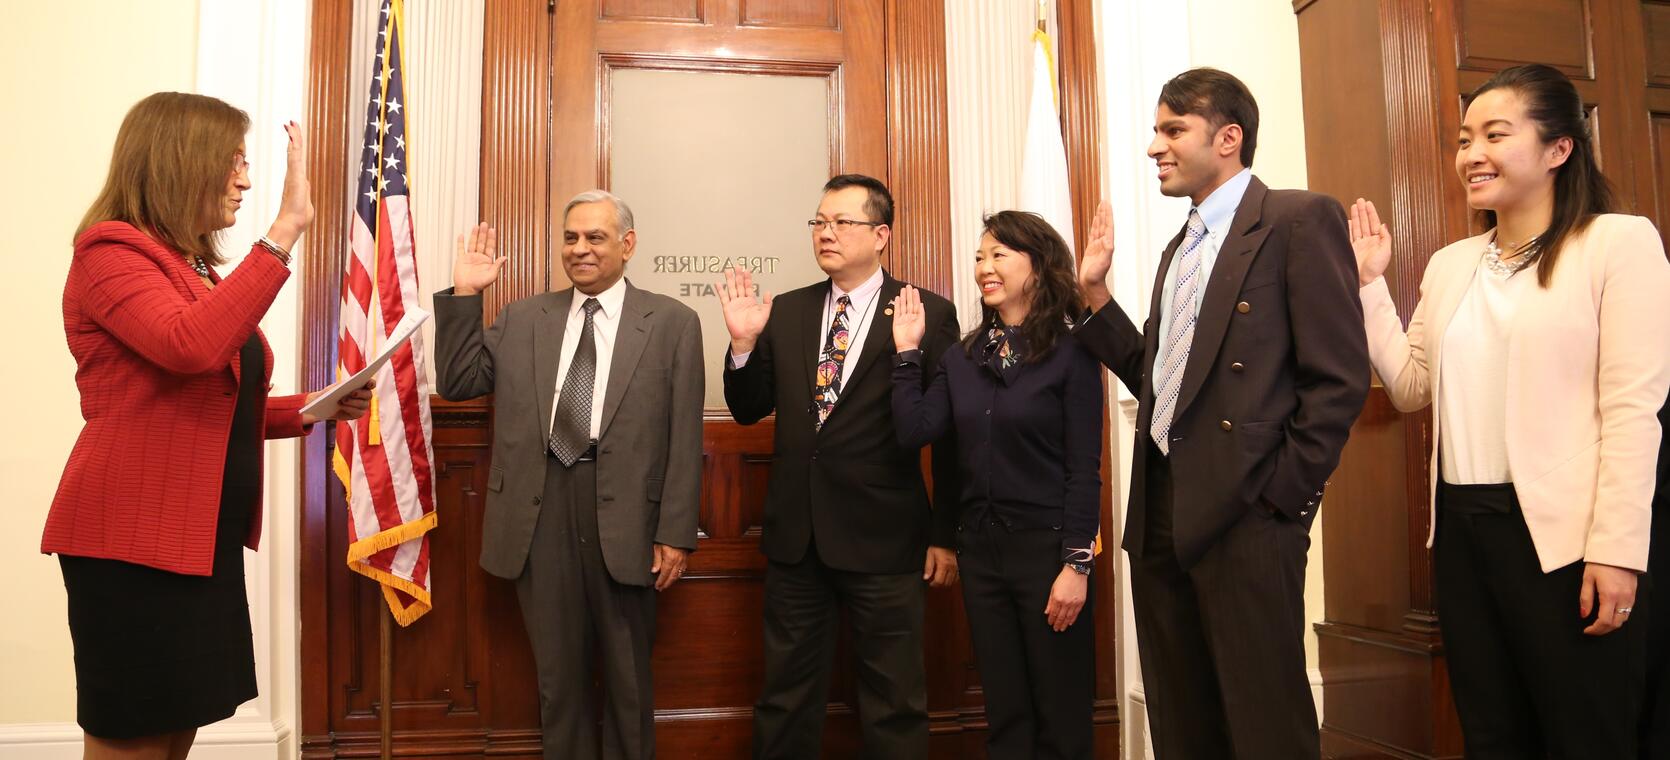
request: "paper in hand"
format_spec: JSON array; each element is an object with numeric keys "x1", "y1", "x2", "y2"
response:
[{"x1": 300, "y1": 307, "x2": 430, "y2": 419}]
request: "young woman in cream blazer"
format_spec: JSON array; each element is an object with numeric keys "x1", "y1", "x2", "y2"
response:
[{"x1": 1349, "y1": 64, "x2": 1670, "y2": 758}]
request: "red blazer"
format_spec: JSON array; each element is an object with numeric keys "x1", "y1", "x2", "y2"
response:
[{"x1": 43, "y1": 221, "x2": 312, "y2": 576}]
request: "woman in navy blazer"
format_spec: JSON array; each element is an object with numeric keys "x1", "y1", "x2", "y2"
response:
[{"x1": 891, "y1": 210, "x2": 1103, "y2": 760}]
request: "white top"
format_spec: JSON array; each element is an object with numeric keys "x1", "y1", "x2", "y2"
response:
[
  {"x1": 550, "y1": 277, "x2": 628, "y2": 440},
  {"x1": 1438, "y1": 257, "x2": 1538, "y2": 484},
  {"x1": 1154, "y1": 168, "x2": 1251, "y2": 376},
  {"x1": 730, "y1": 265, "x2": 886, "y2": 395}
]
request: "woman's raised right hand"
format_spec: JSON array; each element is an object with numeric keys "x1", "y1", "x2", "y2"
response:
[
  {"x1": 1349, "y1": 198, "x2": 1393, "y2": 288},
  {"x1": 268, "y1": 120, "x2": 313, "y2": 252}
]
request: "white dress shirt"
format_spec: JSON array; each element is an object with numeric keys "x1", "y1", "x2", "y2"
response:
[
  {"x1": 1153, "y1": 168, "x2": 1253, "y2": 377},
  {"x1": 730, "y1": 266, "x2": 887, "y2": 395},
  {"x1": 551, "y1": 277, "x2": 628, "y2": 440}
]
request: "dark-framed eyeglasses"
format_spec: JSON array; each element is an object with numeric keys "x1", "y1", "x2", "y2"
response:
[{"x1": 807, "y1": 219, "x2": 883, "y2": 234}]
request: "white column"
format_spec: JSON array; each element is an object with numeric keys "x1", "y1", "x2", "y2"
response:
[
  {"x1": 194, "y1": 0, "x2": 307, "y2": 756},
  {"x1": 1096, "y1": 2, "x2": 1193, "y2": 757}
]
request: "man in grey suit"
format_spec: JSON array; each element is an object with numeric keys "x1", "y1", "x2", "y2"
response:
[{"x1": 434, "y1": 190, "x2": 704, "y2": 760}]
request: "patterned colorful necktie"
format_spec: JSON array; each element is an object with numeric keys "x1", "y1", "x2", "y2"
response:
[
  {"x1": 1151, "y1": 210, "x2": 1207, "y2": 456},
  {"x1": 811, "y1": 294, "x2": 852, "y2": 430},
  {"x1": 549, "y1": 298, "x2": 601, "y2": 465}
]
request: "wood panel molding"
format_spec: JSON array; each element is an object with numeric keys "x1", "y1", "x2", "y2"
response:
[
  {"x1": 1057, "y1": 0, "x2": 1103, "y2": 259},
  {"x1": 883, "y1": 0, "x2": 952, "y2": 295},
  {"x1": 300, "y1": 0, "x2": 354, "y2": 750},
  {"x1": 1453, "y1": 0, "x2": 1595, "y2": 79},
  {"x1": 482, "y1": 0, "x2": 554, "y2": 313},
  {"x1": 603, "y1": 0, "x2": 705, "y2": 24},
  {"x1": 740, "y1": 0, "x2": 840, "y2": 29}
]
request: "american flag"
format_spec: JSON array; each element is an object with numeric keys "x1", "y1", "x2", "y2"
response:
[{"x1": 333, "y1": 0, "x2": 436, "y2": 626}]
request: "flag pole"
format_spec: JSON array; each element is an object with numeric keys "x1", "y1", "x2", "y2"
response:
[
  {"x1": 1037, "y1": 0, "x2": 1047, "y2": 32},
  {"x1": 381, "y1": 606, "x2": 393, "y2": 760}
]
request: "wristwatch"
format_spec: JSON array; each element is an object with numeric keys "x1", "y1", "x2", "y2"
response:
[
  {"x1": 893, "y1": 348, "x2": 924, "y2": 367},
  {"x1": 1066, "y1": 561, "x2": 1092, "y2": 576}
]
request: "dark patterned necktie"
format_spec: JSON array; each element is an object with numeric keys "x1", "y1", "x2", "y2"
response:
[
  {"x1": 986, "y1": 326, "x2": 1020, "y2": 369},
  {"x1": 549, "y1": 298, "x2": 601, "y2": 465},
  {"x1": 811, "y1": 294, "x2": 852, "y2": 430}
]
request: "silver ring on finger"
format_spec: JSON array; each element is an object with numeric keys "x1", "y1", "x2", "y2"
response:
[{"x1": 1618, "y1": 606, "x2": 1633, "y2": 615}]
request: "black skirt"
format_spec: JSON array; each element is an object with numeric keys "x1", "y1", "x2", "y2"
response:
[{"x1": 60, "y1": 334, "x2": 264, "y2": 739}]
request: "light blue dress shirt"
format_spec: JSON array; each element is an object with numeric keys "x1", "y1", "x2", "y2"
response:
[{"x1": 1152, "y1": 168, "x2": 1253, "y2": 378}]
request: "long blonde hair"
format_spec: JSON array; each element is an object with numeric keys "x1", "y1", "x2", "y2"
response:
[{"x1": 77, "y1": 92, "x2": 249, "y2": 265}]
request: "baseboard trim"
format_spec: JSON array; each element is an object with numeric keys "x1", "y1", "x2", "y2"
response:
[{"x1": 0, "y1": 717, "x2": 288, "y2": 760}]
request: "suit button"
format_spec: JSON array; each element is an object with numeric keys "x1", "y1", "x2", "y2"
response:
[
  {"x1": 533, "y1": 496, "x2": 541, "y2": 506},
  {"x1": 1237, "y1": 301, "x2": 1251, "y2": 314},
  {"x1": 1220, "y1": 420, "x2": 1233, "y2": 431},
  {"x1": 985, "y1": 409, "x2": 992, "y2": 415},
  {"x1": 1231, "y1": 362, "x2": 1245, "y2": 372},
  {"x1": 810, "y1": 453, "x2": 818, "y2": 461}
]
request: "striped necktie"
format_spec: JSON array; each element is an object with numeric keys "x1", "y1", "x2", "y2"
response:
[{"x1": 1151, "y1": 210, "x2": 1207, "y2": 455}]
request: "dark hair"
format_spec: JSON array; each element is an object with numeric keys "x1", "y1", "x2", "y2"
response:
[
  {"x1": 961, "y1": 211, "x2": 1085, "y2": 363},
  {"x1": 1468, "y1": 64, "x2": 1616, "y2": 287},
  {"x1": 1158, "y1": 67, "x2": 1259, "y2": 167},
  {"x1": 822, "y1": 173, "x2": 894, "y2": 225}
]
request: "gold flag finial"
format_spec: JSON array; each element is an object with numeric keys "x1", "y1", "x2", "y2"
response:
[{"x1": 1036, "y1": 0, "x2": 1047, "y2": 32}]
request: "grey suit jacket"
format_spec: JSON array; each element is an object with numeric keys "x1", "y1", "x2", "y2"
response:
[{"x1": 433, "y1": 280, "x2": 705, "y2": 585}]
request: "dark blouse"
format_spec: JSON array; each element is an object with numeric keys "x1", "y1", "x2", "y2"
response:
[{"x1": 892, "y1": 330, "x2": 1104, "y2": 563}]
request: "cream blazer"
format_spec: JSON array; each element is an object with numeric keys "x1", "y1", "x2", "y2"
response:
[{"x1": 1363, "y1": 213, "x2": 1670, "y2": 573}]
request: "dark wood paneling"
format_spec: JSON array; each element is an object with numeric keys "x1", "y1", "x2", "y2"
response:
[
  {"x1": 1058, "y1": 0, "x2": 1103, "y2": 260},
  {"x1": 1455, "y1": 0, "x2": 1594, "y2": 78},
  {"x1": 1655, "y1": 114, "x2": 1670, "y2": 242},
  {"x1": 482, "y1": 0, "x2": 554, "y2": 311},
  {"x1": 602, "y1": 0, "x2": 704, "y2": 23},
  {"x1": 881, "y1": 0, "x2": 951, "y2": 295},
  {"x1": 740, "y1": 0, "x2": 839, "y2": 29},
  {"x1": 1298, "y1": 0, "x2": 1664, "y2": 757},
  {"x1": 300, "y1": 0, "x2": 353, "y2": 752},
  {"x1": 303, "y1": 1, "x2": 1122, "y2": 757}
]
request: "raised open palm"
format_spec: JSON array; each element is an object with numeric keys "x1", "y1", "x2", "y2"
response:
[
  {"x1": 1079, "y1": 200, "x2": 1115, "y2": 310},
  {"x1": 452, "y1": 222, "x2": 505, "y2": 296},
  {"x1": 892, "y1": 285, "x2": 926, "y2": 351},
  {"x1": 1349, "y1": 198, "x2": 1393, "y2": 287},
  {"x1": 716, "y1": 267, "x2": 773, "y2": 351}
]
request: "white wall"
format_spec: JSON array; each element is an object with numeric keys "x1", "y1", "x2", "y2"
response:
[
  {"x1": 0, "y1": 0, "x2": 201, "y2": 726},
  {"x1": 0, "y1": 3, "x2": 308, "y2": 757}
]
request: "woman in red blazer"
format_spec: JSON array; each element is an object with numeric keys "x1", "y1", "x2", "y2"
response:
[{"x1": 41, "y1": 92, "x2": 369, "y2": 759}]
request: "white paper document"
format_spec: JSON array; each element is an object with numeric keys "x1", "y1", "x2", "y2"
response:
[{"x1": 299, "y1": 307, "x2": 430, "y2": 419}]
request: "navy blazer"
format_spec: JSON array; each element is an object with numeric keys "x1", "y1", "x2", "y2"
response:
[{"x1": 892, "y1": 330, "x2": 1103, "y2": 562}]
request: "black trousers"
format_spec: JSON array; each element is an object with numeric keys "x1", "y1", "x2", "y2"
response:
[
  {"x1": 959, "y1": 514, "x2": 1094, "y2": 760},
  {"x1": 1435, "y1": 481, "x2": 1649, "y2": 759},
  {"x1": 752, "y1": 544, "x2": 927, "y2": 760},
  {"x1": 1130, "y1": 440, "x2": 1318, "y2": 759},
  {"x1": 516, "y1": 456, "x2": 658, "y2": 760}
]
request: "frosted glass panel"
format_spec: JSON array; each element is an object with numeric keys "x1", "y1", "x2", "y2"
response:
[{"x1": 609, "y1": 68, "x2": 832, "y2": 408}]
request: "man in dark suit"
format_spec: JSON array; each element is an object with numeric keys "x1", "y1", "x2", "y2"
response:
[
  {"x1": 716, "y1": 174, "x2": 961, "y2": 759},
  {"x1": 1075, "y1": 69, "x2": 1369, "y2": 758},
  {"x1": 433, "y1": 191, "x2": 704, "y2": 760}
]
